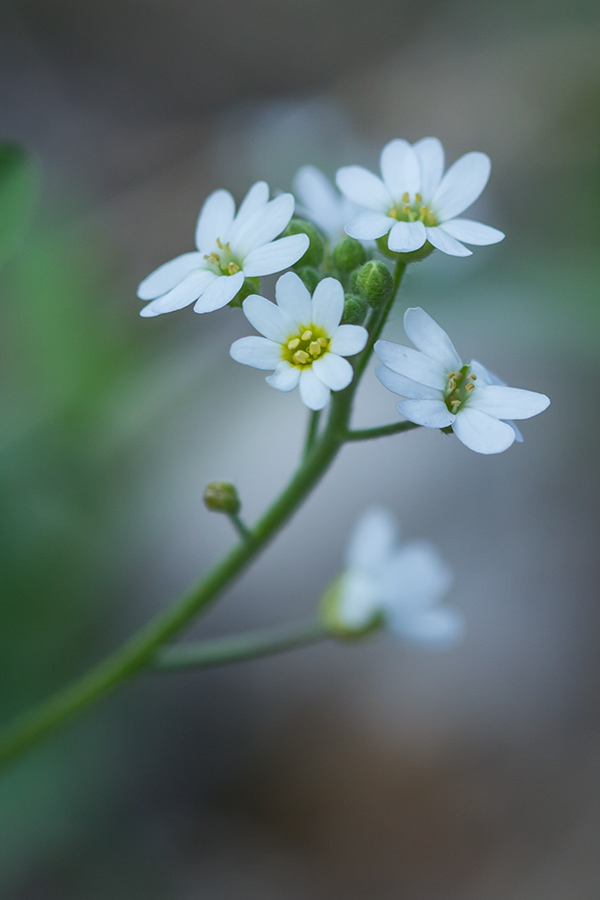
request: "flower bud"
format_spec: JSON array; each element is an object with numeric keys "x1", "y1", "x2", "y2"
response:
[
  {"x1": 332, "y1": 237, "x2": 366, "y2": 273},
  {"x1": 283, "y1": 218, "x2": 324, "y2": 268},
  {"x1": 204, "y1": 482, "x2": 241, "y2": 515},
  {"x1": 341, "y1": 292, "x2": 368, "y2": 325},
  {"x1": 228, "y1": 277, "x2": 260, "y2": 309},
  {"x1": 295, "y1": 265, "x2": 321, "y2": 294},
  {"x1": 355, "y1": 260, "x2": 394, "y2": 308}
]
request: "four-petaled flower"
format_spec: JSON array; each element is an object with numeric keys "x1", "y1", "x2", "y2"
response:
[
  {"x1": 325, "y1": 507, "x2": 463, "y2": 643},
  {"x1": 137, "y1": 182, "x2": 309, "y2": 317},
  {"x1": 293, "y1": 165, "x2": 358, "y2": 243},
  {"x1": 375, "y1": 307, "x2": 550, "y2": 454},
  {"x1": 230, "y1": 272, "x2": 368, "y2": 410},
  {"x1": 336, "y1": 137, "x2": 504, "y2": 257}
]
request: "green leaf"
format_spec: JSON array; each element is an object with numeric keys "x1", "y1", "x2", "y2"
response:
[{"x1": 0, "y1": 142, "x2": 36, "y2": 267}]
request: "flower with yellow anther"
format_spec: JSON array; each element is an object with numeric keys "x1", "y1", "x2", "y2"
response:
[
  {"x1": 230, "y1": 272, "x2": 368, "y2": 410},
  {"x1": 137, "y1": 182, "x2": 309, "y2": 317},
  {"x1": 336, "y1": 137, "x2": 504, "y2": 257},
  {"x1": 375, "y1": 307, "x2": 550, "y2": 454}
]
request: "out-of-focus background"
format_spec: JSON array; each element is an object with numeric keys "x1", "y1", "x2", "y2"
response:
[{"x1": 1, "y1": 0, "x2": 599, "y2": 896}]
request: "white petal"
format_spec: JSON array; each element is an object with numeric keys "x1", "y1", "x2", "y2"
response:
[
  {"x1": 311, "y1": 277, "x2": 344, "y2": 333},
  {"x1": 412, "y1": 137, "x2": 445, "y2": 202},
  {"x1": 299, "y1": 367, "x2": 330, "y2": 410},
  {"x1": 226, "y1": 181, "x2": 270, "y2": 242},
  {"x1": 232, "y1": 193, "x2": 295, "y2": 257},
  {"x1": 391, "y1": 607, "x2": 464, "y2": 645},
  {"x1": 195, "y1": 189, "x2": 235, "y2": 252},
  {"x1": 337, "y1": 571, "x2": 380, "y2": 628},
  {"x1": 345, "y1": 213, "x2": 394, "y2": 241},
  {"x1": 137, "y1": 252, "x2": 205, "y2": 300},
  {"x1": 293, "y1": 165, "x2": 341, "y2": 236},
  {"x1": 380, "y1": 139, "x2": 421, "y2": 199},
  {"x1": 312, "y1": 353, "x2": 353, "y2": 391},
  {"x1": 230, "y1": 336, "x2": 282, "y2": 370},
  {"x1": 346, "y1": 507, "x2": 398, "y2": 569},
  {"x1": 329, "y1": 324, "x2": 368, "y2": 357},
  {"x1": 387, "y1": 220, "x2": 427, "y2": 253},
  {"x1": 452, "y1": 407, "x2": 516, "y2": 454},
  {"x1": 335, "y1": 166, "x2": 392, "y2": 211},
  {"x1": 243, "y1": 234, "x2": 309, "y2": 277},
  {"x1": 432, "y1": 151, "x2": 491, "y2": 220},
  {"x1": 467, "y1": 384, "x2": 550, "y2": 420},
  {"x1": 425, "y1": 226, "x2": 472, "y2": 257},
  {"x1": 265, "y1": 361, "x2": 301, "y2": 391},
  {"x1": 275, "y1": 272, "x2": 312, "y2": 326},
  {"x1": 139, "y1": 270, "x2": 217, "y2": 317},
  {"x1": 375, "y1": 365, "x2": 440, "y2": 400},
  {"x1": 381, "y1": 542, "x2": 452, "y2": 608},
  {"x1": 396, "y1": 399, "x2": 455, "y2": 428},
  {"x1": 193, "y1": 271, "x2": 244, "y2": 313},
  {"x1": 469, "y1": 359, "x2": 502, "y2": 385},
  {"x1": 242, "y1": 294, "x2": 295, "y2": 341},
  {"x1": 440, "y1": 218, "x2": 504, "y2": 245},
  {"x1": 508, "y1": 421, "x2": 524, "y2": 443},
  {"x1": 375, "y1": 340, "x2": 448, "y2": 390},
  {"x1": 403, "y1": 307, "x2": 462, "y2": 370}
]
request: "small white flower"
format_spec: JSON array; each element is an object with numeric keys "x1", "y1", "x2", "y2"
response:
[
  {"x1": 336, "y1": 137, "x2": 504, "y2": 257},
  {"x1": 137, "y1": 181, "x2": 309, "y2": 317},
  {"x1": 293, "y1": 165, "x2": 358, "y2": 243},
  {"x1": 328, "y1": 507, "x2": 462, "y2": 644},
  {"x1": 375, "y1": 307, "x2": 550, "y2": 454},
  {"x1": 230, "y1": 272, "x2": 368, "y2": 410}
]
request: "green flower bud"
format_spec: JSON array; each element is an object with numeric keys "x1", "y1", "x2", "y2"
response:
[
  {"x1": 355, "y1": 260, "x2": 394, "y2": 308},
  {"x1": 341, "y1": 292, "x2": 368, "y2": 325},
  {"x1": 228, "y1": 276, "x2": 260, "y2": 308},
  {"x1": 295, "y1": 265, "x2": 321, "y2": 294},
  {"x1": 332, "y1": 237, "x2": 366, "y2": 273},
  {"x1": 204, "y1": 482, "x2": 241, "y2": 515},
  {"x1": 347, "y1": 268, "x2": 362, "y2": 294},
  {"x1": 375, "y1": 235, "x2": 435, "y2": 263},
  {"x1": 283, "y1": 218, "x2": 324, "y2": 268}
]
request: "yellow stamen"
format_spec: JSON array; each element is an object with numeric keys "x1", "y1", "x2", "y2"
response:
[
  {"x1": 287, "y1": 338, "x2": 300, "y2": 350},
  {"x1": 308, "y1": 341, "x2": 322, "y2": 357},
  {"x1": 451, "y1": 399, "x2": 461, "y2": 408},
  {"x1": 318, "y1": 337, "x2": 328, "y2": 347},
  {"x1": 415, "y1": 192, "x2": 422, "y2": 203},
  {"x1": 293, "y1": 350, "x2": 310, "y2": 365},
  {"x1": 301, "y1": 330, "x2": 313, "y2": 342},
  {"x1": 389, "y1": 206, "x2": 398, "y2": 218},
  {"x1": 448, "y1": 379, "x2": 456, "y2": 391},
  {"x1": 216, "y1": 237, "x2": 224, "y2": 249},
  {"x1": 228, "y1": 262, "x2": 240, "y2": 274},
  {"x1": 465, "y1": 383, "x2": 475, "y2": 392},
  {"x1": 402, "y1": 191, "x2": 410, "y2": 203},
  {"x1": 468, "y1": 373, "x2": 477, "y2": 380}
]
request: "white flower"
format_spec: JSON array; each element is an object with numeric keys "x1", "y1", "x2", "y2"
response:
[
  {"x1": 293, "y1": 165, "x2": 358, "y2": 243},
  {"x1": 375, "y1": 307, "x2": 550, "y2": 454},
  {"x1": 230, "y1": 272, "x2": 368, "y2": 410},
  {"x1": 137, "y1": 181, "x2": 309, "y2": 317},
  {"x1": 327, "y1": 507, "x2": 462, "y2": 644},
  {"x1": 336, "y1": 137, "x2": 504, "y2": 257}
]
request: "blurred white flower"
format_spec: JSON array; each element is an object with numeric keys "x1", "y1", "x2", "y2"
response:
[
  {"x1": 375, "y1": 307, "x2": 550, "y2": 454},
  {"x1": 137, "y1": 182, "x2": 308, "y2": 317},
  {"x1": 336, "y1": 137, "x2": 504, "y2": 257},
  {"x1": 327, "y1": 507, "x2": 462, "y2": 644},
  {"x1": 293, "y1": 165, "x2": 357, "y2": 243},
  {"x1": 230, "y1": 272, "x2": 368, "y2": 410}
]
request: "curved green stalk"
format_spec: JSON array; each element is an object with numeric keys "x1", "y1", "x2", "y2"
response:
[
  {"x1": 0, "y1": 262, "x2": 407, "y2": 771},
  {"x1": 346, "y1": 421, "x2": 420, "y2": 441}
]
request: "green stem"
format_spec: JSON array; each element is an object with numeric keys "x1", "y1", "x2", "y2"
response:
[
  {"x1": 228, "y1": 512, "x2": 252, "y2": 541},
  {"x1": 302, "y1": 409, "x2": 321, "y2": 461},
  {"x1": 346, "y1": 421, "x2": 420, "y2": 442},
  {"x1": 0, "y1": 260, "x2": 407, "y2": 771},
  {"x1": 155, "y1": 620, "x2": 330, "y2": 671}
]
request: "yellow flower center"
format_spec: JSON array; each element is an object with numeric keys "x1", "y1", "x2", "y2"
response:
[
  {"x1": 389, "y1": 192, "x2": 438, "y2": 228},
  {"x1": 444, "y1": 365, "x2": 476, "y2": 412},
  {"x1": 203, "y1": 237, "x2": 242, "y2": 276},
  {"x1": 282, "y1": 325, "x2": 330, "y2": 368}
]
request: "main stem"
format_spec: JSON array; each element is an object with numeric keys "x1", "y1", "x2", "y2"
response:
[{"x1": 0, "y1": 262, "x2": 406, "y2": 770}]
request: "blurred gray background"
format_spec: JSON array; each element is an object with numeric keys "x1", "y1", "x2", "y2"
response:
[{"x1": 1, "y1": 0, "x2": 599, "y2": 897}]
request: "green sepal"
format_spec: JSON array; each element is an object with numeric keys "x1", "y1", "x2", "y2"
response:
[
  {"x1": 320, "y1": 574, "x2": 385, "y2": 640},
  {"x1": 0, "y1": 143, "x2": 37, "y2": 268},
  {"x1": 341, "y1": 292, "x2": 368, "y2": 325},
  {"x1": 376, "y1": 235, "x2": 435, "y2": 263},
  {"x1": 228, "y1": 276, "x2": 260, "y2": 308},
  {"x1": 283, "y1": 217, "x2": 324, "y2": 268}
]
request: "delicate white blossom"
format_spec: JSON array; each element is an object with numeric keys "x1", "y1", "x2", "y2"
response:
[
  {"x1": 375, "y1": 307, "x2": 550, "y2": 454},
  {"x1": 230, "y1": 272, "x2": 368, "y2": 410},
  {"x1": 137, "y1": 182, "x2": 309, "y2": 317},
  {"x1": 336, "y1": 138, "x2": 504, "y2": 257},
  {"x1": 327, "y1": 507, "x2": 462, "y2": 644},
  {"x1": 293, "y1": 165, "x2": 358, "y2": 243}
]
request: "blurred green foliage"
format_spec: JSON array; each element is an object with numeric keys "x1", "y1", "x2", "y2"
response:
[{"x1": 0, "y1": 143, "x2": 36, "y2": 269}]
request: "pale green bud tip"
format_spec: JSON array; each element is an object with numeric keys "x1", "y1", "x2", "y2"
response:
[
  {"x1": 355, "y1": 260, "x2": 394, "y2": 308},
  {"x1": 341, "y1": 292, "x2": 368, "y2": 325},
  {"x1": 283, "y1": 218, "x2": 324, "y2": 268},
  {"x1": 320, "y1": 574, "x2": 384, "y2": 639},
  {"x1": 228, "y1": 277, "x2": 260, "y2": 308},
  {"x1": 204, "y1": 482, "x2": 241, "y2": 514},
  {"x1": 332, "y1": 237, "x2": 366, "y2": 273},
  {"x1": 295, "y1": 265, "x2": 321, "y2": 293}
]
